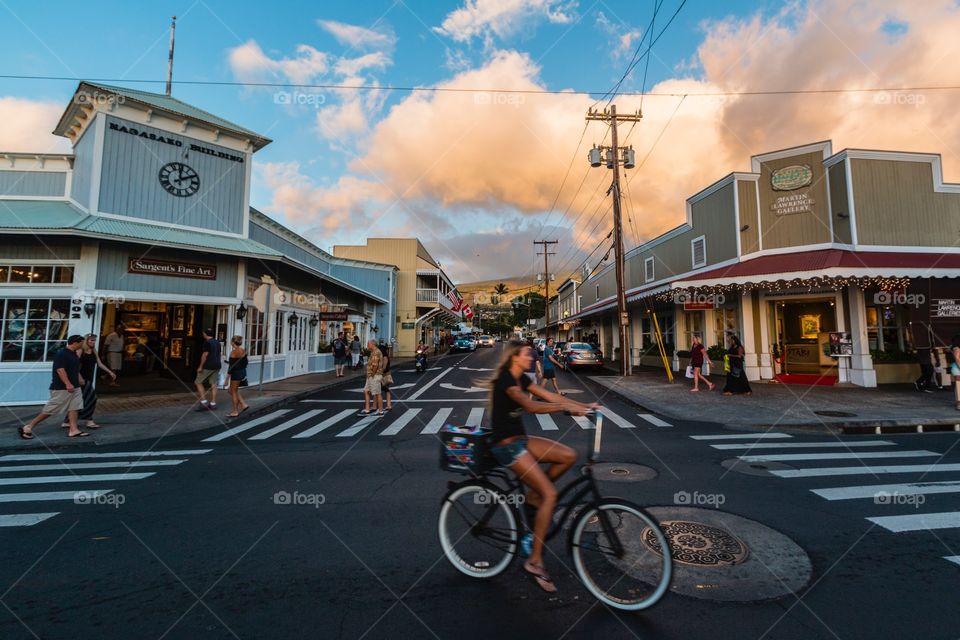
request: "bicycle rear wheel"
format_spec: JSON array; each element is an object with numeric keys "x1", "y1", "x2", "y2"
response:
[
  {"x1": 570, "y1": 499, "x2": 672, "y2": 610},
  {"x1": 438, "y1": 482, "x2": 518, "y2": 578}
]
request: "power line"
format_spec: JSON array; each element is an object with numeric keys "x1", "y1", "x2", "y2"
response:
[{"x1": 4, "y1": 73, "x2": 960, "y2": 99}]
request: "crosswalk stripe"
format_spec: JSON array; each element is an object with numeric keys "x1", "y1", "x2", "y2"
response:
[
  {"x1": 0, "y1": 513, "x2": 59, "y2": 527},
  {"x1": 637, "y1": 414, "x2": 671, "y2": 427},
  {"x1": 0, "y1": 450, "x2": 211, "y2": 461},
  {"x1": 0, "y1": 490, "x2": 115, "y2": 503},
  {"x1": 690, "y1": 433, "x2": 792, "y2": 441},
  {"x1": 944, "y1": 556, "x2": 960, "y2": 567},
  {"x1": 202, "y1": 410, "x2": 291, "y2": 442},
  {"x1": 867, "y1": 511, "x2": 960, "y2": 533},
  {"x1": 466, "y1": 408, "x2": 484, "y2": 428},
  {"x1": 0, "y1": 473, "x2": 155, "y2": 487},
  {"x1": 738, "y1": 451, "x2": 940, "y2": 463},
  {"x1": 379, "y1": 409, "x2": 422, "y2": 436},
  {"x1": 771, "y1": 463, "x2": 960, "y2": 479},
  {"x1": 811, "y1": 481, "x2": 960, "y2": 501},
  {"x1": 336, "y1": 415, "x2": 380, "y2": 438},
  {"x1": 572, "y1": 416, "x2": 595, "y2": 430},
  {"x1": 292, "y1": 409, "x2": 356, "y2": 439},
  {"x1": 600, "y1": 408, "x2": 634, "y2": 429},
  {"x1": 0, "y1": 460, "x2": 186, "y2": 473},
  {"x1": 249, "y1": 410, "x2": 324, "y2": 440},
  {"x1": 421, "y1": 408, "x2": 453, "y2": 434},
  {"x1": 536, "y1": 414, "x2": 558, "y2": 431},
  {"x1": 712, "y1": 440, "x2": 895, "y2": 450}
]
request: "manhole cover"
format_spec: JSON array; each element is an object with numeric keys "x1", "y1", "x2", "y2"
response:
[
  {"x1": 642, "y1": 521, "x2": 748, "y2": 566},
  {"x1": 814, "y1": 410, "x2": 857, "y2": 418},
  {"x1": 591, "y1": 463, "x2": 657, "y2": 483},
  {"x1": 721, "y1": 458, "x2": 798, "y2": 476}
]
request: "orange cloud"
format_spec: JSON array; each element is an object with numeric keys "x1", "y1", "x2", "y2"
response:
[{"x1": 0, "y1": 98, "x2": 70, "y2": 153}]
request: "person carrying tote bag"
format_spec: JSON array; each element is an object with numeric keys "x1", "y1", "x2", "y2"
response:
[{"x1": 689, "y1": 334, "x2": 715, "y2": 392}]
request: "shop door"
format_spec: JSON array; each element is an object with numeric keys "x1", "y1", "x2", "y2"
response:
[{"x1": 285, "y1": 314, "x2": 309, "y2": 377}]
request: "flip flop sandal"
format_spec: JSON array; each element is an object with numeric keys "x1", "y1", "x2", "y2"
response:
[
  {"x1": 85, "y1": 424, "x2": 101, "y2": 429},
  {"x1": 523, "y1": 562, "x2": 557, "y2": 594},
  {"x1": 18, "y1": 427, "x2": 34, "y2": 440},
  {"x1": 68, "y1": 431, "x2": 90, "y2": 438}
]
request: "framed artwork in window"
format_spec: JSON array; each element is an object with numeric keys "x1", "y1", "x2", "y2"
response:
[
  {"x1": 172, "y1": 306, "x2": 185, "y2": 331},
  {"x1": 170, "y1": 338, "x2": 183, "y2": 359},
  {"x1": 800, "y1": 314, "x2": 821, "y2": 339}
]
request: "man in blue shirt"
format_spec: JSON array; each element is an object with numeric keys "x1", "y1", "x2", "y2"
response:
[
  {"x1": 19, "y1": 335, "x2": 89, "y2": 439},
  {"x1": 541, "y1": 337, "x2": 566, "y2": 396}
]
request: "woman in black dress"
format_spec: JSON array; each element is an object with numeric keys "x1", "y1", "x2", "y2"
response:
[
  {"x1": 722, "y1": 334, "x2": 752, "y2": 396},
  {"x1": 63, "y1": 334, "x2": 115, "y2": 429}
]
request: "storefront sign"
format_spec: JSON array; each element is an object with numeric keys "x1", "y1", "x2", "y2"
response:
[
  {"x1": 683, "y1": 302, "x2": 715, "y2": 311},
  {"x1": 933, "y1": 299, "x2": 960, "y2": 317},
  {"x1": 828, "y1": 332, "x2": 853, "y2": 357},
  {"x1": 771, "y1": 164, "x2": 813, "y2": 191},
  {"x1": 108, "y1": 121, "x2": 244, "y2": 163},
  {"x1": 127, "y1": 258, "x2": 217, "y2": 280},
  {"x1": 319, "y1": 312, "x2": 348, "y2": 321},
  {"x1": 771, "y1": 192, "x2": 815, "y2": 215},
  {"x1": 401, "y1": 322, "x2": 416, "y2": 329}
]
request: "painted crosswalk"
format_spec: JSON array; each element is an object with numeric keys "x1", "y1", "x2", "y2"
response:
[
  {"x1": 692, "y1": 430, "x2": 960, "y2": 568},
  {"x1": 637, "y1": 413, "x2": 672, "y2": 428},
  {"x1": 0, "y1": 449, "x2": 210, "y2": 528}
]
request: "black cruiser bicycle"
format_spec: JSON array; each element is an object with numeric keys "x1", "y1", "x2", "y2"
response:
[{"x1": 437, "y1": 410, "x2": 672, "y2": 611}]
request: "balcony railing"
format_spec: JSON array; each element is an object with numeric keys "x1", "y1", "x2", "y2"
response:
[{"x1": 416, "y1": 288, "x2": 439, "y2": 303}]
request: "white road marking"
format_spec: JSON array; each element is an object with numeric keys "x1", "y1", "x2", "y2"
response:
[
  {"x1": 439, "y1": 383, "x2": 487, "y2": 393},
  {"x1": 291, "y1": 409, "x2": 356, "y2": 439},
  {"x1": 397, "y1": 367, "x2": 443, "y2": 372},
  {"x1": 379, "y1": 409, "x2": 423, "y2": 436},
  {"x1": 336, "y1": 414, "x2": 380, "y2": 438},
  {"x1": 772, "y1": 463, "x2": 960, "y2": 479},
  {"x1": 421, "y1": 408, "x2": 454, "y2": 434},
  {"x1": 0, "y1": 460, "x2": 186, "y2": 473},
  {"x1": 712, "y1": 440, "x2": 895, "y2": 450},
  {"x1": 944, "y1": 556, "x2": 960, "y2": 567},
  {"x1": 573, "y1": 416, "x2": 595, "y2": 430},
  {"x1": 867, "y1": 511, "x2": 960, "y2": 533},
  {"x1": 811, "y1": 481, "x2": 960, "y2": 501},
  {"x1": 249, "y1": 410, "x2": 324, "y2": 440},
  {"x1": 600, "y1": 408, "x2": 635, "y2": 429},
  {"x1": 301, "y1": 399, "x2": 485, "y2": 403},
  {"x1": 738, "y1": 451, "x2": 940, "y2": 463},
  {"x1": 459, "y1": 367, "x2": 494, "y2": 371},
  {"x1": 346, "y1": 383, "x2": 415, "y2": 392},
  {"x1": 535, "y1": 414, "x2": 558, "y2": 431},
  {"x1": 406, "y1": 367, "x2": 455, "y2": 400},
  {"x1": 466, "y1": 408, "x2": 484, "y2": 428},
  {"x1": 0, "y1": 450, "x2": 211, "y2": 461},
  {"x1": 0, "y1": 473, "x2": 155, "y2": 486},
  {"x1": 202, "y1": 410, "x2": 291, "y2": 442},
  {"x1": 0, "y1": 513, "x2": 59, "y2": 527},
  {"x1": 690, "y1": 433, "x2": 792, "y2": 441},
  {"x1": 0, "y1": 490, "x2": 114, "y2": 503},
  {"x1": 637, "y1": 414, "x2": 672, "y2": 428}
]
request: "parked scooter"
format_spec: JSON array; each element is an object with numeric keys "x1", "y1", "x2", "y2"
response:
[{"x1": 415, "y1": 348, "x2": 428, "y2": 373}]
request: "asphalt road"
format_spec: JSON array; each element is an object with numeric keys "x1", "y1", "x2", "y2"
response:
[{"x1": 3, "y1": 343, "x2": 960, "y2": 639}]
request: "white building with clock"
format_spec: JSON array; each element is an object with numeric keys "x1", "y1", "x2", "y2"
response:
[{"x1": 0, "y1": 81, "x2": 398, "y2": 405}]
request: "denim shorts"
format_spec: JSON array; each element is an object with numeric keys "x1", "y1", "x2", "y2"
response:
[{"x1": 490, "y1": 437, "x2": 529, "y2": 467}]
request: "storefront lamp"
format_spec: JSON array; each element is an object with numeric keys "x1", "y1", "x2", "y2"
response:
[
  {"x1": 288, "y1": 312, "x2": 298, "y2": 325},
  {"x1": 309, "y1": 314, "x2": 319, "y2": 327},
  {"x1": 236, "y1": 302, "x2": 247, "y2": 321},
  {"x1": 83, "y1": 302, "x2": 96, "y2": 318}
]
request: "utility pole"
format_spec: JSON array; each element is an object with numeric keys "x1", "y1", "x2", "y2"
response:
[
  {"x1": 534, "y1": 240, "x2": 557, "y2": 340},
  {"x1": 586, "y1": 104, "x2": 642, "y2": 376}
]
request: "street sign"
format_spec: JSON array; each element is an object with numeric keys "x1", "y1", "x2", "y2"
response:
[{"x1": 252, "y1": 283, "x2": 270, "y2": 311}]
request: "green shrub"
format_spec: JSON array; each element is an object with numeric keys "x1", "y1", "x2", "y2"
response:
[
  {"x1": 870, "y1": 349, "x2": 915, "y2": 363},
  {"x1": 318, "y1": 342, "x2": 332, "y2": 354},
  {"x1": 707, "y1": 345, "x2": 727, "y2": 362}
]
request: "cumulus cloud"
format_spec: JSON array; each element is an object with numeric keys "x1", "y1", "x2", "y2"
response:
[
  {"x1": 435, "y1": 0, "x2": 577, "y2": 44},
  {"x1": 318, "y1": 20, "x2": 395, "y2": 50},
  {"x1": 0, "y1": 98, "x2": 70, "y2": 153},
  {"x1": 595, "y1": 11, "x2": 642, "y2": 62},
  {"x1": 228, "y1": 40, "x2": 329, "y2": 84},
  {"x1": 334, "y1": 52, "x2": 391, "y2": 76}
]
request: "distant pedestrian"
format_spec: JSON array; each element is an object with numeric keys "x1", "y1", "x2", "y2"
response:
[
  {"x1": 541, "y1": 337, "x2": 566, "y2": 395},
  {"x1": 103, "y1": 325, "x2": 124, "y2": 384},
  {"x1": 351, "y1": 335, "x2": 362, "y2": 369},
  {"x1": 689, "y1": 334, "x2": 715, "y2": 392},
  {"x1": 433, "y1": 334, "x2": 440, "y2": 355},
  {"x1": 359, "y1": 339, "x2": 385, "y2": 416},
  {"x1": 722, "y1": 334, "x2": 752, "y2": 396},
  {"x1": 62, "y1": 334, "x2": 115, "y2": 430},
  {"x1": 952, "y1": 333, "x2": 960, "y2": 411},
  {"x1": 19, "y1": 335, "x2": 88, "y2": 439},
  {"x1": 914, "y1": 347, "x2": 936, "y2": 393},
  {"x1": 194, "y1": 328, "x2": 222, "y2": 411},
  {"x1": 380, "y1": 344, "x2": 393, "y2": 411},
  {"x1": 225, "y1": 335, "x2": 250, "y2": 418},
  {"x1": 332, "y1": 332, "x2": 348, "y2": 377}
]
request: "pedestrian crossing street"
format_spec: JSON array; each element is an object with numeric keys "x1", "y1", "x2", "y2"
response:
[
  {"x1": 0, "y1": 449, "x2": 211, "y2": 528},
  {"x1": 200, "y1": 403, "x2": 677, "y2": 443},
  {"x1": 692, "y1": 431, "x2": 960, "y2": 568}
]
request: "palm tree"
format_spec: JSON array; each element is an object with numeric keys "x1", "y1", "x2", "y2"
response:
[{"x1": 493, "y1": 282, "x2": 509, "y2": 305}]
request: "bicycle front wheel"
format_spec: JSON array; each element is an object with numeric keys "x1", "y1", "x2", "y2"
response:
[
  {"x1": 570, "y1": 499, "x2": 672, "y2": 610},
  {"x1": 438, "y1": 482, "x2": 518, "y2": 579}
]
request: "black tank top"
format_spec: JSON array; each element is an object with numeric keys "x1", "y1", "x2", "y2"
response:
[{"x1": 80, "y1": 351, "x2": 98, "y2": 380}]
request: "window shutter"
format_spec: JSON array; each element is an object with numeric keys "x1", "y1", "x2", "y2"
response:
[
  {"x1": 644, "y1": 257, "x2": 655, "y2": 282},
  {"x1": 692, "y1": 237, "x2": 706, "y2": 268}
]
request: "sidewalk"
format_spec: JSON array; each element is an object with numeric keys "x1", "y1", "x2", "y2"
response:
[
  {"x1": 590, "y1": 365, "x2": 960, "y2": 433},
  {"x1": 0, "y1": 362, "x2": 382, "y2": 451}
]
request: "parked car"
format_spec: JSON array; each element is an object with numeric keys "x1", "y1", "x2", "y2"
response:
[
  {"x1": 564, "y1": 342, "x2": 604, "y2": 370},
  {"x1": 477, "y1": 335, "x2": 495, "y2": 347},
  {"x1": 451, "y1": 336, "x2": 476, "y2": 353}
]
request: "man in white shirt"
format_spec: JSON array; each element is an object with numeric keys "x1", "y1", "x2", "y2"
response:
[{"x1": 103, "y1": 326, "x2": 124, "y2": 385}]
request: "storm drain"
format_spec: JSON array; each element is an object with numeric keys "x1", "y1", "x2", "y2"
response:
[
  {"x1": 642, "y1": 521, "x2": 749, "y2": 566},
  {"x1": 814, "y1": 410, "x2": 857, "y2": 418},
  {"x1": 591, "y1": 462, "x2": 657, "y2": 483}
]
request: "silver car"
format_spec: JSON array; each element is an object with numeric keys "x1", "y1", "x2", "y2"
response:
[{"x1": 477, "y1": 335, "x2": 495, "y2": 347}]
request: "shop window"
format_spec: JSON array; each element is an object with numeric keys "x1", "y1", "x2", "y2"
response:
[
  {"x1": 867, "y1": 305, "x2": 906, "y2": 353},
  {"x1": 0, "y1": 298, "x2": 70, "y2": 362},
  {"x1": 274, "y1": 311, "x2": 284, "y2": 355},
  {"x1": 244, "y1": 308, "x2": 265, "y2": 357},
  {"x1": 54, "y1": 266, "x2": 74, "y2": 283},
  {"x1": 714, "y1": 308, "x2": 739, "y2": 348},
  {"x1": 0, "y1": 264, "x2": 74, "y2": 284},
  {"x1": 9, "y1": 266, "x2": 30, "y2": 283}
]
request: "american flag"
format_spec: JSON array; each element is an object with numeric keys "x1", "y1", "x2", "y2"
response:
[{"x1": 446, "y1": 289, "x2": 463, "y2": 312}]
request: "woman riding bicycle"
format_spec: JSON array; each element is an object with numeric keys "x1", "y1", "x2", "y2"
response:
[{"x1": 488, "y1": 339, "x2": 598, "y2": 593}]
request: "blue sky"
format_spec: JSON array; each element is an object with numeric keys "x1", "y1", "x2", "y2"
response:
[{"x1": 1, "y1": 1, "x2": 956, "y2": 283}]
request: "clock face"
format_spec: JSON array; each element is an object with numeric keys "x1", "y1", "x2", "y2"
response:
[{"x1": 158, "y1": 162, "x2": 200, "y2": 197}]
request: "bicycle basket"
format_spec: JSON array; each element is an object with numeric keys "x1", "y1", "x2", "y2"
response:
[{"x1": 439, "y1": 425, "x2": 495, "y2": 474}]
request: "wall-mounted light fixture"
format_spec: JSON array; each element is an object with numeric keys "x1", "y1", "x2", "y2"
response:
[
  {"x1": 309, "y1": 314, "x2": 319, "y2": 327},
  {"x1": 236, "y1": 302, "x2": 247, "y2": 321},
  {"x1": 83, "y1": 303, "x2": 96, "y2": 318},
  {"x1": 288, "y1": 312, "x2": 298, "y2": 326}
]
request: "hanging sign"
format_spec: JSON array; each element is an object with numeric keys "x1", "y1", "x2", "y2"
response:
[
  {"x1": 771, "y1": 164, "x2": 813, "y2": 191},
  {"x1": 933, "y1": 299, "x2": 960, "y2": 318}
]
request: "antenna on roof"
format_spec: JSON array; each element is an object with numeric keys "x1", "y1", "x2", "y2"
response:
[{"x1": 165, "y1": 16, "x2": 177, "y2": 96}]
